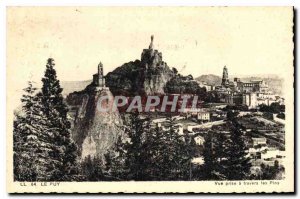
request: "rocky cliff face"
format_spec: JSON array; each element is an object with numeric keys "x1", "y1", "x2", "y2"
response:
[
  {"x1": 106, "y1": 36, "x2": 174, "y2": 96},
  {"x1": 141, "y1": 48, "x2": 173, "y2": 95},
  {"x1": 65, "y1": 36, "x2": 183, "y2": 160},
  {"x1": 105, "y1": 60, "x2": 144, "y2": 96},
  {"x1": 67, "y1": 85, "x2": 123, "y2": 160}
]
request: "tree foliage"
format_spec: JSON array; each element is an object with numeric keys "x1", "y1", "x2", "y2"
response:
[
  {"x1": 81, "y1": 155, "x2": 104, "y2": 181},
  {"x1": 259, "y1": 102, "x2": 285, "y2": 113},
  {"x1": 250, "y1": 161, "x2": 285, "y2": 180},
  {"x1": 39, "y1": 58, "x2": 80, "y2": 181},
  {"x1": 202, "y1": 131, "x2": 227, "y2": 180},
  {"x1": 14, "y1": 82, "x2": 49, "y2": 181},
  {"x1": 164, "y1": 75, "x2": 206, "y2": 97},
  {"x1": 105, "y1": 113, "x2": 195, "y2": 181},
  {"x1": 14, "y1": 58, "x2": 80, "y2": 181},
  {"x1": 222, "y1": 125, "x2": 251, "y2": 180},
  {"x1": 202, "y1": 112, "x2": 251, "y2": 180}
]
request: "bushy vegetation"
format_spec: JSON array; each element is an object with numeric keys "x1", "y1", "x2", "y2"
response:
[
  {"x1": 202, "y1": 112, "x2": 251, "y2": 180},
  {"x1": 259, "y1": 102, "x2": 285, "y2": 113},
  {"x1": 164, "y1": 74, "x2": 206, "y2": 97},
  {"x1": 104, "y1": 113, "x2": 197, "y2": 181}
]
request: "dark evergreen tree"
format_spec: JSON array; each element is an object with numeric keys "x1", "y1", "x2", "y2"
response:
[
  {"x1": 123, "y1": 112, "x2": 150, "y2": 180},
  {"x1": 202, "y1": 133, "x2": 215, "y2": 180},
  {"x1": 106, "y1": 113, "x2": 195, "y2": 181},
  {"x1": 253, "y1": 161, "x2": 284, "y2": 180},
  {"x1": 40, "y1": 58, "x2": 79, "y2": 181},
  {"x1": 13, "y1": 82, "x2": 59, "y2": 181},
  {"x1": 102, "y1": 112, "x2": 148, "y2": 181},
  {"x1": 41, "y1": 58, "x2": 70, "y2": 134},
  {"x1": 259, "y1": 102, "x2": 285, "y2": 113},
  {"x1": 81, "y1": 155, "x2": 104, "y2": 181},
  {"x1": 222, "y1": 115, "x2": 251, "y2": 180},
  {"x1": 202, "y1": 131, "x2": 227, "y2": 180},
  {"x1": 14, "y1": 82, "x2": 39, "y2": 181},
  {"x1": 141, "y1": 125, "x2": 164, "y2": 179},
  {"x1": 104, "y1": 136, "x2": 127, "y2": 181},
  {"x1": 226, "y1": 110, "x2": 239, "y2": 121},
  {"x1": 183, "y1": 133, "x2": 198, "y2": 180},
  {"x1": 137, "y1": 114, "x2": 195, "y2": 180}
]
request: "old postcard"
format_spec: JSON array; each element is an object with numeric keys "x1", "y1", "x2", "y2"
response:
[{"x1": 6, "y1": 7, "x2": 294, "y2": 193}]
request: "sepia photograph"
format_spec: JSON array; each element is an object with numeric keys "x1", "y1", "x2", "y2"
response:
[{"x1": 6, "y1": 6, "x2": 294, "y2": 193}]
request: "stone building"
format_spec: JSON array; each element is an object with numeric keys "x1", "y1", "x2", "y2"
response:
[
  {"x1": 197, "y1": 111, "x2": 210, "y2": 121},
  {"x1": 242, "y1": 93, "x2": 258, "y2": 109},
  {"x1": 252, "y1": 137, "x2": 267, "y2": 146},
  {"x1": 225, "y1": 93, "x2": 243, "y2": 105},
  {"x1": 221, "y1": 65, "x2": 230, "y2": 86},
  {"x1": 93, "y1": 62, "x2": 106, "y2": 88},
  {"x1": 197, "y1": 81, "x2": 215, "y2": 91},
  {"x1": 234, "y1": 78, "x2": 269, "y2": 93},
  {"x1": 216, "y1": 66, "x2": 274, "y2": 109}
]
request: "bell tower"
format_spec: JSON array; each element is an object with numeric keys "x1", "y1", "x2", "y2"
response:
[
  {"x1": 93, "y1": 61, "x2": 106, "y2": 87},
  {"x1": 98, "y1": 62, "x2": 103, "y2": 80},
  {"x1": 221, "y1": 65, "x2": 229, "y2": 86}
]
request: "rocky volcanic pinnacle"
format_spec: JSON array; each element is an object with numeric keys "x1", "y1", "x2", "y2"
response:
[
  {"x1": 66, "y1": 36, "x2": 176, "y2": 159},
  {"x1": 67, "y1": 86, "x2": 123, "y2": 160},
  {"x1": 106, "y1": 35, "x2": 174, "y2": 96}
]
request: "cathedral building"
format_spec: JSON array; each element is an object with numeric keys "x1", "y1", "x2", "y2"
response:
[
  {"x1": 216, "y1": 66, "x2": 273, "y2": 109},
  {"x1": 234, "y1": 78, "x2": 269, "y2": 93}
]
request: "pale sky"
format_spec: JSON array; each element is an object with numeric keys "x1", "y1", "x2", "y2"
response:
[{"x1": 7, "y1": 7, "x2": 293, "y2": 88}]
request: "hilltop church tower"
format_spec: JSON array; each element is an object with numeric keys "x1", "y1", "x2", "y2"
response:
[
  {"x1": 221, "y1": 65, "x2": 229, "y2": 86},
  {"x1": 93, "y1": 62, "x2": 106, "y2": 87}
]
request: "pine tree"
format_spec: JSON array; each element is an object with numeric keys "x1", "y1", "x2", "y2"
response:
[
  {"x1": 202, "y1": 132, "x2": 216, "y2": 180},
  {"x1": 81, "y1": 155, "x2": 93, "y2": 181},
  {"x1": 81, "y1": 155, "x2": 104, "y2": 181},
  {"x1": 202, "y1": 130, "x2": 230, "y2": 180},
  {"x1": 14, "y1": 82, "x2": 58, "y2": 181},
  {"x1": 107, "y1": 113, "x2": 195, "y2": 181},
  {"x1": 255, "y1": 161, "x2": 285, "y2": 180},
  {"x1": 214, "y1": 132, "x2": 229, "y2": 179},
  {"x1": 41, "y1": 58, "x2": 70, "y2": 135},
  {"x1": 14, "y1": 82, "x2": 39, "y2": 181},
  {"x1": 40, "y1": 58, "x2": 79, "y2": 181},
  {"x1": 123, "y1": 111, "x2": 150, "y2": 180},
  {"x1": 145, "y1": 115, "x2": 193, "y2": 180},
  {"x1": 179, "y1": 133, "x2": 197, "y2": 180},
  {"x1": 141, "y1": 125, "x2": 162, "y2": 179},
  {"x1": 104, "y1": 136, "x2": 127, "y2": 181},
  {"x1": 202, "y1": 132, "x2": 222, "y2": 180},
  {"x1": 222, "y1": 116, "x2": 251, "y2": 180},
  {"x1": 102, "y1": 112, "x2": 146, "y2": 181}
]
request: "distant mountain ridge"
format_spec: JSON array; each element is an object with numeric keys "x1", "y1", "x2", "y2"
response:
[
  {"x1": 60, "y1": 80, "x2": 91, "y2": 97},
  {"x1": 195, "y1": 74, "x2": 222, "y2": 86}
]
